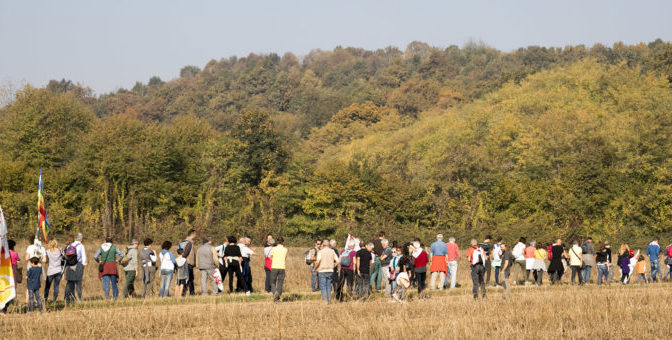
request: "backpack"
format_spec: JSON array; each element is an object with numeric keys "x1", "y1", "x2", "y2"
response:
[
  {"x1": 120, "y1": 249, "x2": 131, "y2": 266},
  {"x1": 340, "y1": 249, "x2": 353, "y2": 267},
  {"x1": 512, "y1": 244, "x2": 523, "y2": 259},
  {"x1": 64, "y1": 244, "x2": 78, "y2": 266},
  {"x1": 178, "y1": 240, "x2": 187, "y2": 251}
]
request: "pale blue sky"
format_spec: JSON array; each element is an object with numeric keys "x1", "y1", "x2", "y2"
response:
[{"x1": 1, "y1": 0, "x2": 670, "y2": 94}]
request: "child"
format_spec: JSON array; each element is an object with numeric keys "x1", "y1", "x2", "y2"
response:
[
  {"x1": 619, "y1": 251, "x2": 631, "y2": 284},
  {"x1": 636, "y1": 255, "x2": 649, "y2": 284},
  {"x1": 26, "y1": 257, "x2": 43, "y2": 312},
  {"x1": 174, "y1": 248, "x2": 188, "y2": 297}
]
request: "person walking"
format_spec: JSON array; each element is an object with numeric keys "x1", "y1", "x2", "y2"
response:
[
  {"x1": 64, "y1": 234, "x2": 84, "y2": 303},
  {"x1": 636, "y1": 255, "x2": 649, "y2": 284},
  {"x1": 646, "y1": 238, "x2": 662, "y2": 283},
  {"x1": 306, "y1": 240, "x2": 320, "y2": 292},
  {"x1": 446, "y1": 237, "x2": 461, "y2": 289},
  {"x1": 159, "y1": 241, "x2": 177, "y2": 297},
  {"x1": 26, "y1": 257, "x2": 43, "y2": 312},
  {"x1": 370, "y1": 232, "x2": 386, "y2": 291},
  {"x1": 356, "y1": 242, "x2": 374, "y2": 300},
  {"x1": 581, "y1": 237, "x2": 596, "y2": 284},
  {"x1": 467, "y1": 239, "x2": 487, "y2": 299},
  {"x1": 197, "y1": 237, "x2": 220, "y2": 295},
  {"x1": 139, "y1": 238, "x2": 158, "y2": 298},
  {"x1": 264, "y1": 238, "x2": 275, "y2": 293},
  {"x1": 512, "y1": 237, "x2": 527, "y2": 285},
  {"x1": 313, "y1": 240, "x2": 339, "y2": 303},
  {"x1": 94, "y1": 236, "x2": 125, "y2": 300},
  {"x1": 270, "y1": 236, "x2": 288, "y2": 302},
  {"x1": 524, "y1": 240, "x2": 536, "y2": 284},
  {"x1": 568, "y1": 239, "x2": 583, "y2": 285},
  {"x1": 429, "y1": 234, "x2": 448, "y2": 290},
  {"x1": 604, "y1": 241, "x2": 614, "y2": 283},
  {"x1": 500, "y1": 243, "x2": 514, "y2": 299},
  {"x1": 491, "y1": 238, "x2": 503, "y2": 286},
  {"x1": 532, "y1": 243, "x2": 547, "y2": 285},
  {"x1": 224, "y1": 236, "x2": 250, "y2": 295},
  {"x1": 618, "y1": 244, "x2": 631, "y2": 284},
  {"x1": 478, "y1": 235, "x2": 492, "y2": 285},
  {"x1": 548, "y1": 239, "x2": 566, "y2": 284},
  {"x1": 122, "y1": 239, "x2": 139, "y2": 298},
  {"x1": 596, "y1": 244, "x2": 610, "y2": 285},
  {"x1": 43, "y1": 239, "x2": 63, "y2": 302},
  {"x1": 413, "y1": 241, "x2": 428, "y2": 295},
  {"x1": 237, "y1": 237, "x2": 255, "y2": 293},
  {"x1": 180, "y1": 229, "x2": 197, "y2": 296},
  {"x1": 174, "y1": 248, "x2": 188, "y2": 297},
  {"x1": 664, "y1": 239, "x2": 672, "y2": 281},
  {"x1": 336, "y1": 241, "x2": 356, "y2": 301}
]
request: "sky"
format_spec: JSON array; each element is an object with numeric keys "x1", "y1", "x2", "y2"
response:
[{"x1": 1, "y1": 0, "x2": 671, "y2": 95}]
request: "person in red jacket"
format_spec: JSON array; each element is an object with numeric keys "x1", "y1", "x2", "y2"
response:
[{"x1": 412, "y1": 241, "x2": 428, "y2": 294}]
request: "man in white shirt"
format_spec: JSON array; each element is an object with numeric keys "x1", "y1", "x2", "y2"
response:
[{"x1": 238, "y1": 237, "x2": 255, "y2": 292}]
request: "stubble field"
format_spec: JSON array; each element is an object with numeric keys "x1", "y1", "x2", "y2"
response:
[{"x1": 2, "y1": 242, "x2": 671, "y2": 339}]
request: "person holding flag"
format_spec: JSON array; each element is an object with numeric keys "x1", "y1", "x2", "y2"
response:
[{"x1": 0, "y1": 205, "x2": 17, "y2": 314}]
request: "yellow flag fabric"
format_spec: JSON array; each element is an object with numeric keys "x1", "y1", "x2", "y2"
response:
[{"x1": 0, "y1": 249, "x2": 15, "y2": 310}]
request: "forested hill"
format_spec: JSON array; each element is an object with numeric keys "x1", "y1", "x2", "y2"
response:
[{"x1": 1, "y1": 40, "x2": 672, "y2": 244}]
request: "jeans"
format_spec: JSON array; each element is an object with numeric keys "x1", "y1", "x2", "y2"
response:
[
  {"x1": 28, "y1": 289, "x2": 43, "y2": 312},
  {"x1": 264, "y1": 267, "x2": 272, "y2": 293},
  {"x1": 123, "y1": 270, "x2": 136, "y2": 298},
  {"x1": 102, "y1": 275, "x2": 119, "y2": 300},
  {"x1": 65, "y1": 280, "x2": 82, "y2": 303},
  {"x1": 637, "y1": 273, "x2": 649, "y2": 284},
  {"x1": 186, "y1": 264, "x2": 195, "y2": 296},
  {"x1": 318, "y1": 272, "x2": 333, "y2": 303},
  {"x1": 370, "y1": 259, "x2": 382, "y2": 290},
  {"x1": 44, "y1": 273, "x2": 62, "y2": 301},
  {"x1": 310, "y1": 266, "x2": 318, "y2": 292},
  {"x1": 270, "y1": 269, "x2": 285, "y2": 301},
  {"x1": 159, "y1": 269, "x2": 173, "y2": 297},
  {"x1": 448, "y1": 261, "x2": 458, "y2": 288},
  {"x1": 357, "y1": 273, "x2": 371, "y2": 300},
  {"x1": 200, "y1": 268, "x2": 216, "y2": 295},
  {"x1": 582, "y1": 265, "x2": 592, "y2": 283},
  {"x1": 430, "y1": 271, "x2": 446, "y2": 290},
  {"x1": 337, "y1": 268, "x2": 355, "y2": 301},
  {"x1": 597, "y1": 264, "x2": 609, "y2": 285},
  {"x1": 471, "y1": 264, "x2": 486, "y2": 299},
  {"x1": 650, "y1": 260, "x2": 661, "y2": 282},
  {"x1": 493, "y1": 266, "x2": 501, "y2": 285},
  {"x1": 570, "y1": 266, "x2": 583, "y2": 284}
]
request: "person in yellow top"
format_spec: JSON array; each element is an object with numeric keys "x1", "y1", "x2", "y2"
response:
[
  {"x1": 269, "y1": 237, "x2": 288, "y2": 302},
  {"x1": 636, "y1": 255, "x2": 649, "y2": 284},
  {"x1": 532, "y1": 244, "x2": 548, "y2": 285}
]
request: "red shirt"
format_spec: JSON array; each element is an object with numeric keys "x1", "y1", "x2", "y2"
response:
[
  {"x1": 414, "y1": 251, "x2": 428, "y2": 268},
  {"x1": 446, "y1": 242, "x2": 461, "y2": 262}
]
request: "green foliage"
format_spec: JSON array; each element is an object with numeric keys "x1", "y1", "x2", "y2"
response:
[{"x1": 2, "y1": 40, "x2": 672, "y2": 245}]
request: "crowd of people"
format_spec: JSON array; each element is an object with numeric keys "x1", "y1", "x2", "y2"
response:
[{"x1": 3, "y1": 230, "x2": 672, "y2": 312}]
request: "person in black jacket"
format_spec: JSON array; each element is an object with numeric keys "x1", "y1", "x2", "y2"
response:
[{"x1": 224, "y1": 236, "x2": 250, "y2": 295}]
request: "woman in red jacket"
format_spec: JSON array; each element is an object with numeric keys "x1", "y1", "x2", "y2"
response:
[{"x1": 412, "y1": 241, "x2": 429, "y2": 294}]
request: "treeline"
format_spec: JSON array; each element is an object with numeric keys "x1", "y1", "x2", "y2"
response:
[{"x1": 1, "y1": 40, "x2": 672, "y2": 245}]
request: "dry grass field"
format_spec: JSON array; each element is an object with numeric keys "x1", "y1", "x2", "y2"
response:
[{"x1": 2, "y1": 242, "x2": 671, "y2": 339}]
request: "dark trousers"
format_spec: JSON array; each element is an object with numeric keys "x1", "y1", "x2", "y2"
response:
[
  {"x1": 270, "y1": 269, "x2": 285, "y2": 301},
  {"x1": 44, "y1": 273, "x2": 62, "y2": 301},
  {"x1": 494, "y1": 266, "x2": 501, "y2": 285},
  {"x1": 123, "y1": 270, "x2": 136, "y2": 298},
  {"x1": 226, "y1": 261, "x2": 248, "y2": 293},
  {"x1": 357, "y1": 273, "x2": 371, "y2": 300},
  {"x1": 415, "y1": 271, "x2": 426, "y2": 294},
  {"x1": 65, "y1": 280, "x2": 82, "y2": 302},
  {"x1": 471, "y1": 264, "x2": 486, "y2": 298},
  {"x1": 186, "y1": 264, "x2": 195, "y2": 296},
  {"x1": 336, "y1": 268, "x2": 354, "y2": 301},
  {"x1": 264, "y1": 267, "x2": 272, "y2": 293},
  {"x1": 237, "y1": 258, "x2": 253, "y2": 292},
  {"x1": 484, "y1": 260, "x2": 492, "y2": 284}
]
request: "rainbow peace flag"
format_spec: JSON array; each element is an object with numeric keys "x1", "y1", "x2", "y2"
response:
[
  {"x1": 37, "y1": 170, "x2": 50, "y2": 241},
  {"x1": 0, "y1": 204, "x2": 16, "y2": 310}
]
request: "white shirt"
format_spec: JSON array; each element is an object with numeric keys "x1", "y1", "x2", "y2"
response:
[
  {"x1": 238, "y1": 243, "x2": 255, "y2": 258},
  {"x1": 72, "y1": 241, "x2": 87, "y2": 266},
  {"x1": 25, "y1": 244, "x2": 46, "y2": 269},
  {"x1": 512, "y1": 242, "x2": 526, "y2": 261},
  {"x1": 214, "y1": 244, "x2": 227, "y2": 265}
]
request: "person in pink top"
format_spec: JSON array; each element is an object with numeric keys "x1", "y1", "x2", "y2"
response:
[
  {"x1": 445, "y1": 237, "x2": 461, "y2": 289},
  {"x1": 524, "y1": 240, "x2": 537, "y2": 284}
]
